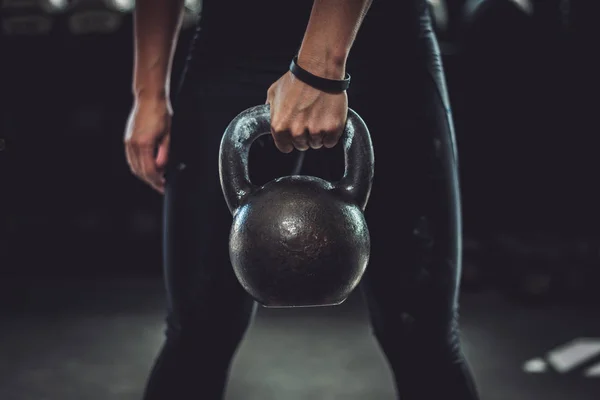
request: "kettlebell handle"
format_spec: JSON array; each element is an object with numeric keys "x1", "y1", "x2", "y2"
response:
[{"x1": 219, "y1": 104, "x2": 374, "y2": 214}]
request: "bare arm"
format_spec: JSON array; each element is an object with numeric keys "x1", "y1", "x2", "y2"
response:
[
  {"x1": 266, "y1": 0, "x2": 373, "y2": 153},
  {"x1": 297, "y1": 0, "x2": 374, "y2": 80},
  {"x1": 132, "y1": 0, "x2": 186, "y2": 101},
  {"x1": 124, "y1": 0, "x2": 185, "y2": 194}
]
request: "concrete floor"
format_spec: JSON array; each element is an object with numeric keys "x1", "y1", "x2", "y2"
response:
[{"x1": 0, "y1": 278, "x2": 599, "y2": 400}]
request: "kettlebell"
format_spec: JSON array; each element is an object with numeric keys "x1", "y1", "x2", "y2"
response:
[{"x1": 219, "y1": 104, "x2": 375, "y2": 308}]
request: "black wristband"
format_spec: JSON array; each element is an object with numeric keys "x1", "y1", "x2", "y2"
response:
[{"x1": 289, "y1": 55, "x2": 351, "y2": 93}]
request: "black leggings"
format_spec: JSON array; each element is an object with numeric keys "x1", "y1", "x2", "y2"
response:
[{"x1": 142, "y1": 22, "x2": 479, "y2": 400}]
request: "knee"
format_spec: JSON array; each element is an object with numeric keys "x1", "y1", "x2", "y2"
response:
[
  {"x1": 163, "y1": 302, "x2": 256, "y2": 346},
  {"x1": 370, "y1": 310, "x2": 465, "y2": 365},
  {"x1": 368, "y1": 311, "x2": 415, "y2": 356}
]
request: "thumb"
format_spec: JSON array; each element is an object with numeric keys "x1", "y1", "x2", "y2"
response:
[{"x1": 156, "y1": 133, "x2": 170, "y2": 170}]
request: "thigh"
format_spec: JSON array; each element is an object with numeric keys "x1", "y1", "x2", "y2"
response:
[
  {"x1": 162, "y1": 61, "x2": 296, "y2": 331},
  {"x1": 356, "y1": 46, "x2": 462, "y2": 338}
]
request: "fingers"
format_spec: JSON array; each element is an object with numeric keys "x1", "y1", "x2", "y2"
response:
[
  {"x1": 270, "y1": 121, "x2": 311, "y2": 153},
  {"x1": 322, "y1": 120, "x2": 345, "y2": 149},
  {"x1": 155, "y1": 133, "x2": 170, "y2": 171},
  {"x1": 290, "y1": 124, "x2": 310, "y2": 152},
  {"x1": 125, "y1": 142, "x2": 140, "y2": 177},
  {"x1": 270, "y1": 123, "x2": 294, "y2": 153},
  {"x1": 308, "y1": 130, "x2": 324, "y2": 150},
  {"x1": 267, "y1": 80, "x2": 345, "y2": 153},
  {"x1": 269, "y1": 105, "x2": 295, "y2": 153},
  {"x1": 309, "y1": 119, "x2": 345, "y2": 150},
  {"x1": 125, "y1": 138, "x2": 165, "y2": 194},
  {"x1": 137, "y1": 143, "x2": 165, "y2": 193},
  {"x1": 270, "y1": 118, "x2": 345, "y2": 153}
]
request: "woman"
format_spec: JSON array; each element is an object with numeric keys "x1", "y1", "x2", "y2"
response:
[{"x1": 124, "y1": 0, "x2": 480, "y2": 398}]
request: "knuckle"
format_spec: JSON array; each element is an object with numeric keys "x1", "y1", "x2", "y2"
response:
[
  {"x1": 271, "y1": 123, "x2": 285, "y2": 134},
  {"x1": 306, "y1": 123, "x2": 320, "y2": 136},
  {"x1": 290, "y1": 122, "x2": 306, "y2": 138},
  {"x1": 290, "y1": 129, "x2": 306, "y2": 138},
  {"x1": 139, "y1": 139, "x2": 154, "y2": 148},
  {"x1": 128, "y1": 138, "x2": 142, "y2": 148},
  {"x1": 270, "y1": 117, "x2": 285, "y2": 132},
  {"x1": 327, "y1": 121, "x2": 343, "y2": 134},
  {"x1": 129, "y1": 135, "x2": 154, "y2": 147}
]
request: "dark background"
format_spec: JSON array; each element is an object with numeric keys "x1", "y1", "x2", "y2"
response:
[
  {"x1": 2, "y1": 0, "x2": 599, "y2": 301},
  {"x1": 1, "y1": 1, "x2": 600, "y2": 399},
  {"x1": 1, "y1": 0, "x2": 198, "y2": 279}
]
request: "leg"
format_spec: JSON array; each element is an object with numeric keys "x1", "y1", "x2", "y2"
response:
[
  {"x1": 142, "y1": 165, "x2": 255, "y2": 399},
  {"x1": 354, "y1": 34, "x2": 479, "y2": 400},
  {"x1": 142, "y1": 62, "x2": 294, "y2": 399}
]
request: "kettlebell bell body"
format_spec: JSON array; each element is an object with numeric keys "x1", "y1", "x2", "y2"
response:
[{"x1": 219, "y1": 105, "x2": 374, "y2": 308}]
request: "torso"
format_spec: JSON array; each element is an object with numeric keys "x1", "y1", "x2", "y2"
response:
[{"x1": 190, "y1": 1, "x2": 430, "y2": 66}]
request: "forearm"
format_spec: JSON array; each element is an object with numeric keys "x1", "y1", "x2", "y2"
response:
[
  {"x1": 132, "y1": 0, "x2": 185, "y2": 101},
  {"x1": 298, "y1": 0, "x2": 373, "y2": 80}
]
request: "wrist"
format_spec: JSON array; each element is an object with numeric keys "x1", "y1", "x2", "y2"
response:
[
  {"x1": 296, "y1": 48, "x2": 347, "y2": 81},
  {"x1": 133, "y1": 86, "x2": 170, "y2": 104},
  {"x1": 134, "y1": 89, "x2": 172, "y2": 113}
]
